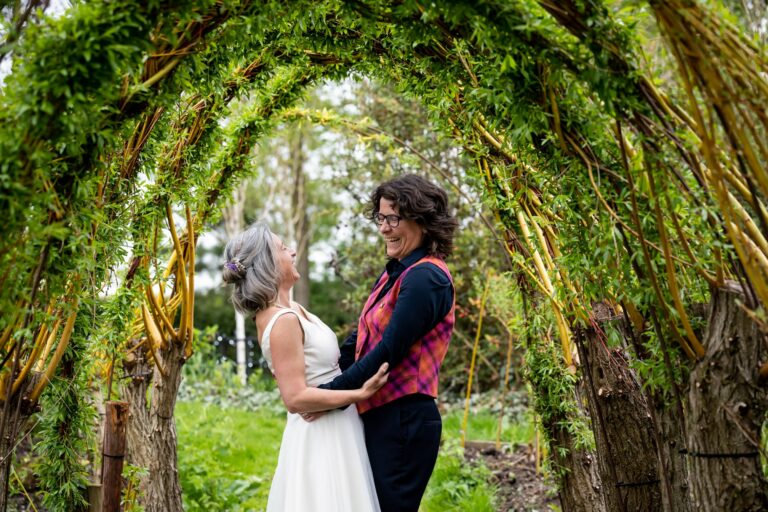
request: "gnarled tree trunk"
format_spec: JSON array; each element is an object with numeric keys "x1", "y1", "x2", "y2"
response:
[
  {"x1": 124, "y1": 340, "x2": 186, "y2": 512},
  {"x1": 685, "y1": 282, "x2": 768, "y2": 510},
  {"x1": 652, "y1": 398, "x2": 691, "y2": 512},
  {"x1": 617, "y1": 309, "x2": 693, "y2": 512},
  {"x1": 575, "y1": 327, "x2": 663, "y2": 511},
  {"x1": 548, "y1": 419, "x2": 606, "y2": 512},
  {"x1": 526, "y1": 343, "x2": 605, "y2": 512}
]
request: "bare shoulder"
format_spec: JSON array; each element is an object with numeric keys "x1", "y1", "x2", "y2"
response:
[{"x1": 254, "y1": 306, "x2": 280, "y2": 334}]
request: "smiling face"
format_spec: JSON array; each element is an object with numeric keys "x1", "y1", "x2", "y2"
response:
[
  {"x1": 377, "y1": 198, "x2": 424, "y2": 260},
  {"x1": 272, "y1": 234, "x2": 300, "y2": 285}
]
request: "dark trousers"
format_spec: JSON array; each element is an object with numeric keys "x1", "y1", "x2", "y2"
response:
[{"x1": 361, "y1": 394, "x2": 442, "y2": 512}]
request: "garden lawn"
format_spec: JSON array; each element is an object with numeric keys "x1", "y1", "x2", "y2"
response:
[
  {"x1": 176, "y1": 401, "x2": 530, "y2": 511},
  {"x1": 176, "y1": 401, "x2": 285, "y2": 511}
]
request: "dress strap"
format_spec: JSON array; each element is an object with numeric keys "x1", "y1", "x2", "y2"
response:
[
  {"x1": 262, "y1": 308, "x2": 302, "y2": 344},
  {"x1": 259, "y1": 308, "x2": 304, "y2": 377}
]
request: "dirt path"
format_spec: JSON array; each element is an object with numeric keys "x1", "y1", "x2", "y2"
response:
[{"x1": 465, "y1": 441, "x2": 560, "y2": 511}]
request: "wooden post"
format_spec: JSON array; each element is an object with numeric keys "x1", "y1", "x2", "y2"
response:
[{"x1": 102, "y1": 401, "x2": 129, "y2": 512}]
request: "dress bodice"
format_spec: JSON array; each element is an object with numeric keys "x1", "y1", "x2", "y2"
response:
[{"x1": 260, "y1": 305, "x2": 342, "y2": 387}]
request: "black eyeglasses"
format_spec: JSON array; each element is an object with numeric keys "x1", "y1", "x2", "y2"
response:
[{"x1": 372, "y1": 213, "x2": 403, "y2": 228}]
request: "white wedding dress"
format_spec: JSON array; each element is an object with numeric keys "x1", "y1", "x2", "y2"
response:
[{"x1": 261, "y1": 306, "x2": 380, "y2": 512}]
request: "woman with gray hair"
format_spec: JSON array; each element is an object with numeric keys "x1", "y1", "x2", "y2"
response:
[{"x1": 223, "y1": 223, "x2": 387, "y2": 512}]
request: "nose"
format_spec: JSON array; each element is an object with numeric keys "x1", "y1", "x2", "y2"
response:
[{"x1": 378, "y1": 221, "x2": 391, "y2": 234}]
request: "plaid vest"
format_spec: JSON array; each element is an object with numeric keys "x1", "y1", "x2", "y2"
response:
[{"x1": 355, "y1": 256, "x2": 455, "y2": 414}]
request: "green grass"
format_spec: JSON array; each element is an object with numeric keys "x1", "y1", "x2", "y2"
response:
[
  {"x1": 176, "y1": 401, "x2": 285, "y2": 511},
  {"x1": 176, "y1": 401, "x2": 531, "y2": 511}
]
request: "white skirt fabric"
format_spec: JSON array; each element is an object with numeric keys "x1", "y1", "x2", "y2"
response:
[{"x1": 266, "y1": 405, "x2": 380, "y2": 512}]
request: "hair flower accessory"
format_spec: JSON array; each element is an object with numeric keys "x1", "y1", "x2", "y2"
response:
[{"x1": 225, "y1": 258, "x2": 245, "y2": 273}]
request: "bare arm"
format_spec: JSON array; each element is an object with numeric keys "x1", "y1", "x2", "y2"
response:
[{"x1": 269, "y1": 313, "x2": 388, "y2": 414}]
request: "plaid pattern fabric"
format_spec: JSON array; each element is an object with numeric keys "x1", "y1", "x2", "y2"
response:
[{"x1": 355, "y1": 256, "x2": 455, "y2": 414}]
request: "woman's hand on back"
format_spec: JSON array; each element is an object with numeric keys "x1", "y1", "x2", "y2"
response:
[{"x1": 361, "y1": 362, "x2": 389, "y2": 399}]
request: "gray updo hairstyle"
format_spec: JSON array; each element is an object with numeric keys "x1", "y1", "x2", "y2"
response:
[{"x1": 222, "y1": 223, "x2": 280, "y2": 315}]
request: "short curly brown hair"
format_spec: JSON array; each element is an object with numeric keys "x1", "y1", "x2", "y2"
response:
[{"x1": 370, "y1": 174, "x2": 458, "y2": 258}]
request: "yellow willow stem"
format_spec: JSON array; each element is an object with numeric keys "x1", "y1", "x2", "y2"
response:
[
  {"x1": 716, "y1": 99, "x2": 768, "y2": 201},
  {"x1": 738, "y1": 229, "x2": 768, "y2": 300},
  {"x1": 524, "y1": 202, "x2": 588, "y2": 322},
  {"x1": 721, "y1": 179, "x2": 768, "y2": 260},
  {"x1": 166, "y1": 203, "x2": 188, "y2": 345},
  {"x1": 29, "y1": 303, "x2": 78, "y2": 403},
  {"x1": 461, "y1": 274, "x2": 492, "y2": 449},
  {"x1": 11, "y1": 321, "x2": 52, "y2": 395},
  {"x1": 673, "y1": 6, "x2": 767, "y2": 91},
  {"x1": 472, "y1": 120, "x2": 518, "y2": 164},
  {"x1": 619, "y1": 299, "x2": 645, "y2": 332},
  {"x1": 523, "y1": 203, "x2": 557, "y2": 277},
  {"x1": 34, "y1": 318, "x2": 62, "y2": 372},
  {"x1": 517, "y1": 210, "x2": 554, "y2": 296},
  {"x1": 0, "y1": 325, "x2": 14, "y2": 353},
  {"x1": 160, "y1": 249, "x2": 179, "y2": 302},
  {"x1": 670, "y1": 28, "x2": 764, "y2": 279},
  {"x1": 619, "y1": 123, "x2": 696, "y2": 360},
  {"x1": 0, "y1": 371, "x2": 7, "y2": 401},
  {"x1": 476, "y1": 157, "x2": 566, "y2": 309},
  {"x1": 141, "y1": 304, "x2": 167, "y2": 377},
  {"x1": 146, "y1": 283, "x2": 176, "y2": 343},
  {"x1": 141, "y1": 57, "x2": 180, "y2": 90},
  {"x1": 165, "y1": 293, "x2": 183, "y2": 321},
  {"x1": 184, "y1": 207, "x2": 196, "y2": 356},
  {"x1": 709, "y1": 163, "x2": 768, "y2": 308},
  {"x1": 647, "y1": 167, "x2": 706, "y2": 357},
  {"x1": 513, "y1": 254, "x2": 556, "y2": 300},
  {"x1": 569, "y1": 133, "x2": 689, "y2": 266},
  {"x1": 664, "y1": 16, "x2": 768, "y2": 304},
  {"x1": 151, "y1": 225, "x2": 168, "y2": 312},
  {"x1": 674, "y1": 1, "x2": 768, "y2": 103},
  {"x1": 516, "y1": 210, "x2": 573, "y2": 365},
  {"x1": 714, "y1": 246, "x2": 726, "y2": 284},
  {"x1": 641, "y1": 76, "x2": 692, "y2": 128}
]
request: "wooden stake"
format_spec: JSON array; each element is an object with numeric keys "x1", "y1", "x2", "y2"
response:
[{"x1": 101, "y1": 401, "x2": 129, "y2": 512}]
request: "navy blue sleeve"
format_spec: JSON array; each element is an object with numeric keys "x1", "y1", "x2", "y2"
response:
[
  {"x1": 338, "y1": 329, "x2": 357, "y2": 371},
  {"x1": 318, "y1": 264, "x2": 453, "y2": 391}
]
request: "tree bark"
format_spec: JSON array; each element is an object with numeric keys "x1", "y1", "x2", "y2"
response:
[
  {"x1": 575, "y1": 327, "x2": 663, "y2": 511},
  {"x1": 651, "y1": 398, "x2": 691, "y2": 512},
  {"x1": 124, "y1": 341, "x2": 186, "y2": 512},
  {"x1": 685, "y1": 282, "x2": 768, "y2": 510},
  {"x1": 548, "y1": 419, "x2": 606, "y2": 512},
  {"x1": 616, "y1": 308, "x2": 692, "y2": 512},
  {"x1": 526, "y1": 343, "x2": 605, "y2": 512}
]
